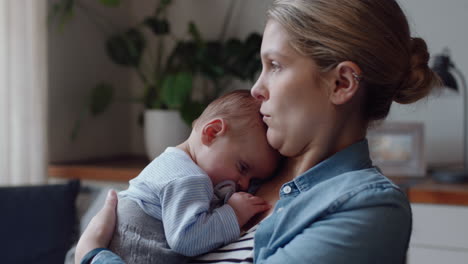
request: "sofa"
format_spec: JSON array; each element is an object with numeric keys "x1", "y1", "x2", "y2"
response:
[{"x1": 0, "y1": 180, "x2": 124, "y2": 264}]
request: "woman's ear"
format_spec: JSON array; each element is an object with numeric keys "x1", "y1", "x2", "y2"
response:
[
  {"x1": 329, "y1": 61, "x2": 362, "y2": 105},
  {"x1": 201, "y1": 118, "x2": 227, "y2": 145}
]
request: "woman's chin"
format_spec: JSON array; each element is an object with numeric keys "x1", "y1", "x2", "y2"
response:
[
  {"x1": 266, "y1": 131, "x2": 283, "y2": 153},
  {"x1": 267, "y1": 133, "x2": 302, "y2": 157}
]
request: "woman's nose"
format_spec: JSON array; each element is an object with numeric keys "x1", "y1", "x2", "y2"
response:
[{"x1": 251, "y1": 77, "x2": 267, "y2": 101}]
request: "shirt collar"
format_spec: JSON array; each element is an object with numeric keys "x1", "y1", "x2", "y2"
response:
[{"x1": 291, "y1": 139, "x2": 373, "y2": 194}]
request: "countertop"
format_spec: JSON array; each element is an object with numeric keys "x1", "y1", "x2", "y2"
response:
[{"x1": 49, "y1": 157, "x2": 468, "y2": 206}]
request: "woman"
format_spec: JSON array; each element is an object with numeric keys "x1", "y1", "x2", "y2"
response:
[{"x1": 76, "y1": 0, "x2": 440, "y2": 263}]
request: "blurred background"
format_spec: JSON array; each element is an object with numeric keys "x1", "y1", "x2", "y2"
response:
[
  {"x1": 1, "y1": 1, "x2": 468, "y2": 264},
  {"x1": 45, "y1": 0, "x2": 467, "y2": 165}
]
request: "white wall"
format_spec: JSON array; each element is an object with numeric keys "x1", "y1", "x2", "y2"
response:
[
  {"x1": 388, "y1": 0, "x2": 468, "y2": 165},
  {"x1": 48, "y1": 0, "x2": 133, "y2": 162}
]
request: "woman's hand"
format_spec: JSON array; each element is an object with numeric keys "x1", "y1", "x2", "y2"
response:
[
  {"x1": 227, "y1": 192, "x2": 271, "y2": 228},
  {"x1": 75, "y1": 189, "x2": 118, "y2": 264}
]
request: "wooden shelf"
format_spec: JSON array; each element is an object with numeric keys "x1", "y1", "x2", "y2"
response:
[
  {"x1": 48, "y1": 156, "x2": 149, "y2": 182},
  {"x1": 49, "y1": 157, "x2": 468, "y2": 206},
  {"x1": 407, "y1": 179, "x2": 468, "y2": 206}
]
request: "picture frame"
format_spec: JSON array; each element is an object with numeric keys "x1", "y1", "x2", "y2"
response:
[{"x1": 367, "y1": 122, "x2": 426, "y2": 177}]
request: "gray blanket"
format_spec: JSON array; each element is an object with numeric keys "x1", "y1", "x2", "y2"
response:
[{"x1": 108, "y1": 197, "x2": 188, "y2": 264}]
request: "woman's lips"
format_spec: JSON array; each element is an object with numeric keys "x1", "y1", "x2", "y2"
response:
[
  {"x1": 260, "y1": 110, "x2": 271, "y2": 123},
  {"x1": 262, "y1": 114, "x2": 271, "y2": 123}
]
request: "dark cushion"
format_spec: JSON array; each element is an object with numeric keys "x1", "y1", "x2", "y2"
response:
[{"x1": 0, "y1": 180, "x2": 80, "y2": 264}]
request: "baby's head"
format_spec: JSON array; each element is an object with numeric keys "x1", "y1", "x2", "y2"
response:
[{"x1": 190, "y1": 90, "x2": 281, "y2": 191}]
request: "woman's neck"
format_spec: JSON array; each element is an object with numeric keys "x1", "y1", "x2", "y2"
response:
[
  {"x1": 289, "y1": 107, "x2": 367, "y2": 176},
  {"x1": 246, "y1": 109, "x2": 367, "y2": 229},
  {"x1": 247, "y1": 132, "x2": 365, "y2": 228}
]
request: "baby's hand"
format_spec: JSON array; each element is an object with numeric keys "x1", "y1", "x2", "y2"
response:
[{"x1": 227, "y1": 192, "x2": 270, "y2": 227}]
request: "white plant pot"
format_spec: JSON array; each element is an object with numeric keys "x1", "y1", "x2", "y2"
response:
[{"x1": 144, "y1": 109, "x2": 191, "y2": 160}]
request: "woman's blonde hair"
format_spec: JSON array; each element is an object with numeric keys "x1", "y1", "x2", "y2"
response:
[{"x1": 268, "y1": 0, "x2": 441, "y2": 121}]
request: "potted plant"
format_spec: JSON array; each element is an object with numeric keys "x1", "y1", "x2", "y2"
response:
[{"x1": 49, "y1": 0, "x2": 262, "y2": 158}]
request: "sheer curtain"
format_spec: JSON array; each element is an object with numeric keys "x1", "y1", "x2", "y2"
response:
[{"x1": 0, "y1": 0, "x2": 48, "y2": 186}]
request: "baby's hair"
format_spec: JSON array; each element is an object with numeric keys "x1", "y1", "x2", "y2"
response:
[{"x1": 193, "y1": 90, "x2": 263, "y2": 135}]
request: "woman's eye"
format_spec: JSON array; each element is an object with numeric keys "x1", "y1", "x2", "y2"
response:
[{"x1": 270, "y1": 61, "x2": 281, "y2": 72}]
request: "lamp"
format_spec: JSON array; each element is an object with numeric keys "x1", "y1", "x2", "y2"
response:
[{"x1": 431, "y1": 48, "x2": 468, "y2": 183}]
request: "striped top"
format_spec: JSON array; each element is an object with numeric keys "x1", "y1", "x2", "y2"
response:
[
  {"x1": 119, "y1": 147, "x2": 240, "y2": 256},
  {"x1": 87, "y1": 224, "x2": 258, "y2": 264},
  {"x1": 190, "y1": 224, "x2": 258, "y2": 264}
]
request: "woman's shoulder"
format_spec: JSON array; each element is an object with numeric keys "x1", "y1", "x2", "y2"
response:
[
  {"x1": 295, "y1": 166, "x2": 409, "y2": 214},
  {"x1": 317, "y1": 167, "x2": 410, "y2": 213},
  {"x1": 334, "y1": 166, "x2": 401, "y2": 193}
]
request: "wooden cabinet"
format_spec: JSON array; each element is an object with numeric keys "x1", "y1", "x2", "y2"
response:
[{"x1": 408, "y1": 204, "x2": 468, "y2": 264}]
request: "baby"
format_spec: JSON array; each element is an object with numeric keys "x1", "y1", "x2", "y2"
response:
[{"x1": 109, "y1": 90, "x2": 280, "y2": 263}]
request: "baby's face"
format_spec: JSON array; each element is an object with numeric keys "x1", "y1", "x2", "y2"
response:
[{"x1": 199, "y1": 124, "x2": 280, "y2": 191}]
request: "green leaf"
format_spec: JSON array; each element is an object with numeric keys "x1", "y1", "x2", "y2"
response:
[
  {"x1": 48, "y1": 0, "x2": 76, "y2": 31},
  {"x1": 224, "y1": 39, "x2": 242, "y2": 58},
  {"x1": 143, "y1": 84, "x2": 164, "y2": 109},
  {"x1": 180, "y1": 100, "x2": 207, "y2": 126},
  {"x1": 155, "y1": 0, "x2": 173, "y2": 16},
  {"x1": 125, "y1": 29, "x2": 145, "y2": 64},
  {"x1": 245, "y1": 32, "x2": 263, "y2": 50},
  {"x1": 61, "y1": 0, "x2": 75, "y2": 25},
  {"x1": 223, "y1": 33, "x2": 262, "y2": 81},
  {"x1": 167, "y1": 41, "x2": 198, "y2": 70},
  {"x1": 188, "y1": 22, "x2": 203, "y2": 45},
  {"x1": 89, "y1": 82, "x2": 114, "y2": 116},
  {"x1": 106, "y1": 35, "x2": 131, "y2": 65},
  {"x1": 193, "y1": 41, "x2": 224, "y2": 80},
  {"x1": 144, "y1": 17, "x2": 170, "y2": 35},
  {"x1": 161, "y1": 0, "x2": 172, "y2": 5},
  {"x1": 99, "y1": 0, "x2": 121, "y2": 7},
  {"x1": 161, "y1": 72, "x2": 193, "y2": 109},
  {"x1": 105, "y1": 29, "x2": 145, "y2": 67}
]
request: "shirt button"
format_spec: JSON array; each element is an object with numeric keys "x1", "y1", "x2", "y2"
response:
[
  {"x1": 283, "y1": 185, "x2": 292, "y2": 194},
  {"x1": 277, "y1": 207, "x2": 284, "y2": 213}
]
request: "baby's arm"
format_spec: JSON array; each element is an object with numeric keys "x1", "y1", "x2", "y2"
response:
[{"x1": 159, "y1": 175, "x2": 268, "y2": 257}]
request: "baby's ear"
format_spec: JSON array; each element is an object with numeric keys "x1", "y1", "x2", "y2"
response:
[{"x1": 201, "y1": 118, "x2": 227, "y2": 145}]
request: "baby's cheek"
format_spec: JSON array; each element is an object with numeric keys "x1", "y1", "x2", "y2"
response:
[{"x1": 208, "y1": 166, "x2": 235, "y2": 185}]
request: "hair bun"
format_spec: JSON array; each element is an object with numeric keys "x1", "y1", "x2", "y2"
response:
[{"x1": 393, "y1": 38, "x2": 440, "y2": 104}]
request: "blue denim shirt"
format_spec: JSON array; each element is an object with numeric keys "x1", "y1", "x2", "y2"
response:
[
  {"x1": 254, "y1": 139, "x2": 412, "y2": 263},
  {"x1": 84, "y1": 139, "x2": 411, "y2": 264}
]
